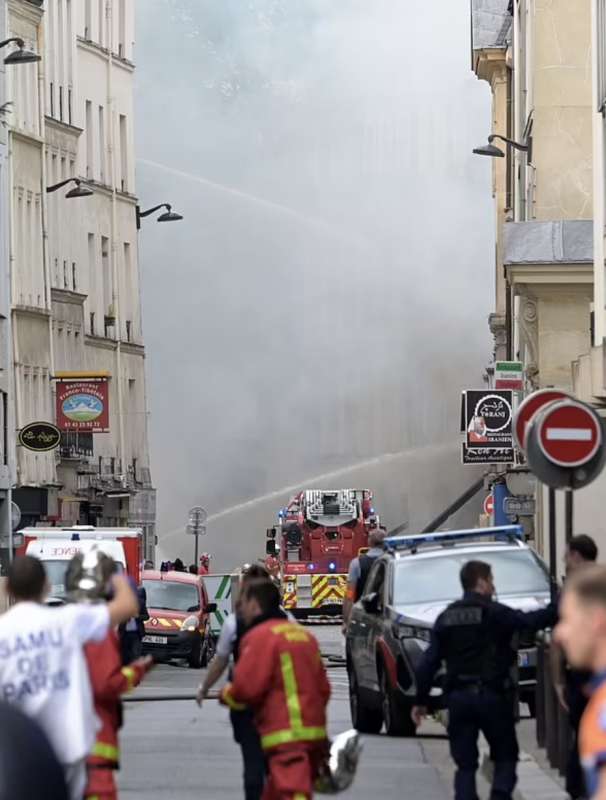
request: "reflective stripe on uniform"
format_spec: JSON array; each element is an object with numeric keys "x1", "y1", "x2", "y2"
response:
[
  {"x1": 121, "y1": 666, "x2": 136, "y2": 692},
  {"x1": 91, "y1": 741, "x2": 119, "y2": 761},
  {"x1": 260, "y1": 652, "x2": 326, "y2": 750},
  {"x1": 222, "y1": 686, "x2": 247, "y2": 711}
]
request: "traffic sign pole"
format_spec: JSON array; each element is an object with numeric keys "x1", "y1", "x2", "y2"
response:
[
  {"x1": 565, "y1": 490, "x2": 574, "y2": 545},
  {"x1": 548, "y1": 487, "x2": 557, "y2": 602}
]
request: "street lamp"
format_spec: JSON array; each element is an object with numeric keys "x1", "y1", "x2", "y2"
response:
[
  {"x1": 136, "y1": 203, "x2": 183, "y2": 230},
  {"x1": 473, "y1": 134, "x2": 531, "y2": 160},
  {"x1": 46, "y1": 178, "x2": 94, "y2": 199},
  {"x1": 0, "y1": 37, "x2": 41, "y2": 65}
]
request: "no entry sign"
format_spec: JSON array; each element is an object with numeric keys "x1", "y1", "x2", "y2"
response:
[
  {"x1": 537, "y1": 400, "x2": 602, "y2": 468},
  {"x1": 483, "y1": 494, "x2": 494, "y2": 516},
  {"x1": 513, "y1": 389, "x2": 570, "y2": 453}
]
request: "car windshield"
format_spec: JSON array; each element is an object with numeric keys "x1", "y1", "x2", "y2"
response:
[
  {"x1": 143, "y1": 580, "x2": 200, "y2": 612},
  {"x1": 45, "y1": 560, "x2": 70, "y2": 598},
  {"x1": 394, "y1": 549, "x2": 550, "y2": 607}
]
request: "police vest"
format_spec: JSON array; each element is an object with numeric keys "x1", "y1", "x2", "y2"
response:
[
  {"x1": 438, "y1": 597, "x2": 513, "y2": 691},
  {"x1": 355, "y1": 555, "x2": 378, "y2": 601}
]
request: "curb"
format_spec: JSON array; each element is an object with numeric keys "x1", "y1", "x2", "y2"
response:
[{"x1": 481, "y1": 749, "x2": 568, "y2": 800}]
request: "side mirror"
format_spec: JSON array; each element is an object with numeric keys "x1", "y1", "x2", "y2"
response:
[
  {"x1": 361, "y1": 592, "x2": 380, "y2": 614},
  {"x1": 266, "y1": 539, "x2": 277, "y2": 556},
  {"x1": 206, "y1": 602, "x2": 217, "y2": 614}
]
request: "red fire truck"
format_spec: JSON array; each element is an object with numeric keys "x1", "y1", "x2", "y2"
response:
[{"x1": 266, "y1": 489, "x2": 378, "y2": 618}]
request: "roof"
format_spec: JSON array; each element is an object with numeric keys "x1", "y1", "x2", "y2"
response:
[
  {"x1": 471, "y1": 0, "x2": 513, "y2": 51},
  {"x1": 504, "y1": 220, "x2": 593, "y2": 265}
]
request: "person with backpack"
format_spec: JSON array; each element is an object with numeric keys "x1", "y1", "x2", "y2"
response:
[{"x1": 342, "y1": 528, "x2": 386, "y2": 633}]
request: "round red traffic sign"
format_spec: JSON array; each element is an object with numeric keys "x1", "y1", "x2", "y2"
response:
[
  {"x1": 513, "y1": 389, "x2": 571, "y2": 453},
  {"x1": 537, "y1": 400, "x2": 602, "y2": 468},
  {"x1": 483, "y1": 494, "x2": 494, "y2": 516}
]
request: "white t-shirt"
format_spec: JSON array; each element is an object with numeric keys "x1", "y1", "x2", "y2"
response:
[{"x1": 0, "y1": 601, "x2": 110, "y2": 765}]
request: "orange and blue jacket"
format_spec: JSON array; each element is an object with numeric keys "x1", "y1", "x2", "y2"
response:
[
  {"x1": 222, "y1": 618, "x2": 331, "y2": 751},
  {"x1": 85, "y1": 629, "x2": 150, "y2": 767}
]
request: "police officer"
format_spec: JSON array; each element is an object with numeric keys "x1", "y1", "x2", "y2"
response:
[
  {"x1": 412, "y1": 560, "x2": 557, "y2": 800},
  {"x1": 342, "y1": 527, "x2": 386, "y2": 632}
]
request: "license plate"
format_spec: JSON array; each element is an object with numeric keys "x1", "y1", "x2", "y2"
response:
[
  {"x1": 143, "y1": 635, "x2": 168, "y2": 645},
  {"x1": 518, "y1": 651, "x2": 530, "y2": 667}
]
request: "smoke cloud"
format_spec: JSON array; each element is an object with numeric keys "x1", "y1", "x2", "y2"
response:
[{"x1": 135, "y1": 0, "x2": 493, "y2": 568}]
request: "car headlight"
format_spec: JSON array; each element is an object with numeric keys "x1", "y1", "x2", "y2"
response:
[{"x1": 181, "y1": 615, "x2": 199, "y2": 632}]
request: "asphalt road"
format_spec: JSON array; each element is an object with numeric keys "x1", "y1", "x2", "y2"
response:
[{"x1": 117, "y1": 625, "x2": 454, "y2": 799}]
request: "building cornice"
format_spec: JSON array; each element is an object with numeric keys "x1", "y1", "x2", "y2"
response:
[
  {"x1": 8, "y1": 0, "x2": 43, "y2": 27},
  {"x1": 121, "y1": 341, "x2": 146, "y2": 357},
  {"x1": 51, "y1": 288, "x2": 88, "y2": 306},
  {"x1": 85, "y1": 335, "x2": 117, "y2": 352},
  {"x1": 10, "y1": 128, "x2": 44, "y2": 149},
  {"x1": 45, "y1": 116, "x2": 83, "y2": 138},
  {"x1": 506, "y1": 263, "x2": 594, "y2": 286},
  {"x1": 473, "y1": 48, "x2": 508, "y2": 84},
  {"x1": 13, "y1": 304, "x2": 51, "y2": 319},
  {"x1": 76, "y1": 37, "x2": 135, "y2": 73}
]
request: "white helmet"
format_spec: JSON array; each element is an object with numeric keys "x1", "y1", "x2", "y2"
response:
[
  {"x1": 65, "y1": 547, "x2": 116, "y2": 603},
  {"x1": 315, "y1": 729, "x2": 362, "y2": 794}
]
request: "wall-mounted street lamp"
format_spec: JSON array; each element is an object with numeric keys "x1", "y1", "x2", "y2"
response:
[
  {"x1": 136, "y1": 203, "x2": 183, "y2": 230},
  {"x1": 46, "y1": 178, "x2": 94, "y2": 199},
  {"x1": 0, "y1": 37, "x2": 41, "y2": 65},
  {"x1": 473, "y1": 134, "x2": 531, "y2": 161}
]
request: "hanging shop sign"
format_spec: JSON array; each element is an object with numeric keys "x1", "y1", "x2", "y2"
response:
[
  {"x1": 461, "y1": 390, "x2": 514, "y2": 465},
  {"x1": 494, "y1": 361, "x2": 524, "y2": 391},
  {"x1": 18, "y1": 421, "x2": 61, "y2": 452},
  {"x1": 56, "y1": 378, "x2": 109, "y2": 433}
]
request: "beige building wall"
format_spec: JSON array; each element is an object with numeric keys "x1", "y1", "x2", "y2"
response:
[{"x1": 532, "y1": 0, "x2": 593, "y2": 220}]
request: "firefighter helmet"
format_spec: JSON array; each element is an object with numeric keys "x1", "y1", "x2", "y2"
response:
[
  {"x1": 315, "y1": 729, "x2": 362, "y2": 794},
  {"x1": 65, "y1": 548, "x2": 116, "y2": 602}
]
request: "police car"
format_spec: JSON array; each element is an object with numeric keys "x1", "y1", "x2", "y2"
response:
[{"x1": 345, "y1": 526, "x2": 552, "y2": 737}]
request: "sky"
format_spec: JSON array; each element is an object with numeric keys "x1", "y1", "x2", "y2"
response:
[{"x1": 135, "y1": 0, "x2": 495, "y2": 567}]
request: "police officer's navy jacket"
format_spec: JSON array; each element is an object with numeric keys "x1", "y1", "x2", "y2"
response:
[{"x1": 415, "y1": 591, "x2": 557, "y2": 704}]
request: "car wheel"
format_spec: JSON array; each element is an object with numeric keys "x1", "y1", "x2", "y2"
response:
[
  {"x1": 380, "y1": 668, "x2": 416, "y2": 737},
  {"x1": 348, "y1": 662, "x2": 383, "y2": 734},
  {"x1": 188, "y1": 638, "x2": 204, "y2": 669}
]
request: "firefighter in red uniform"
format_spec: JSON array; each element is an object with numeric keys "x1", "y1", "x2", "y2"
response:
[
  {"x1": 84, "y1": 634, "x2": 153, "y2": 799},
  {"x1": 221, "y1": 579, "x2": 331, "y2": 800},
  {"x1": 65, "y1": 552, "x2": 153, "y2": 800}
]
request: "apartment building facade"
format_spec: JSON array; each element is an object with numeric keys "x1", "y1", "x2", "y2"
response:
[{"x1": 4, "y1": 0, "x2": 155, "y2": 562}]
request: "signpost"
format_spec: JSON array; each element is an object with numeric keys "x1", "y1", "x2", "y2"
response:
[
  {"x1": 536, "y1": 400, "x2": 602, "y2": 468},
  {"x1": 495, "y1": 361, "x2": 524, "y2": 391},
  {"x1": 513, "y1": 388, "x2": 571, "y2": 453},
  {"x1": 187, "y1": 506, "x2": 207, "y2": 566}
]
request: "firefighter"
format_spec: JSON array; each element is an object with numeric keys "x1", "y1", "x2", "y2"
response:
[
  {"x1": 65, "y1": 552, "x2": 154, "y2": 800},
  {"x1": 221, "y1": 579, "x2": 331, "y2": 800}
]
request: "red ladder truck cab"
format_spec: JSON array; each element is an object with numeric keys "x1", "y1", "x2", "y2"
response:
[
  {"x1": 16, "y1": 526, "x2": 143, "y2": 601},
  {"x1": 266, "y1": 489, "x2": 378, "y2": 618}
]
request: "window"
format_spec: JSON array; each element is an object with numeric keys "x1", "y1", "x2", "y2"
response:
[
  {"x1": 101, "y1": 235, "x2": 111, "y2": 314},
  {"x1": 142, "y1": 580, "x2": 200, "y2": 613},
  {"x1": 125, "y1": 320, "x2": 131, "y2": 342},
  {"x1": 72, "y1": 262, "x2": 77, "y2": 291},
  {"x1": 63, "y1": 260, "x2": 68, "y2": 289},
  {"x1": 98, "y1": 105, "x2": 105, "y2": 183},
  {"x1": 600, "y1": 0, "x2": 606, "y2": 112},
  {"x1": 49, "y1": 82, "x2": 54, "y2": 117},
  {"x1": 68, "y1": 89, "x2": 72, "y2": 125},
  {"x1": 85, "y1": 0, "x2": 92, "y2": 39},
  {"x1": 59, "y1": 87, "x2": 63, "y2": 123},
  {"x1": 89, "y1": 312, "x2": 95, "y2": 335},
  {"x1": 85, "y1": 101, "x2": 93, "y2": 179},
  {"x1": 119, "y1": 0, "x2": 126, "y2": 58},
  {"x1": 98, "y1": 0, "x2": 105, "y2": 48},
  {"x1": 119, "y1": 115, "x2": 128, "y2": 191}
]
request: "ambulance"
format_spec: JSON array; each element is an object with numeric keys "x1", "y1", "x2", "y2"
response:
[{"x1": 17, "y1": 526, "x2": 143, "y2": 599}]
